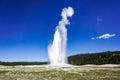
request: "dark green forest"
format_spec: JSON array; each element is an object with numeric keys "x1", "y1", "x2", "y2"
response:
[
  {"x1": 0, "y1": 62, "x2": 47, "y2": 66},
  {"x1": 0, "y1": 51, "x2": 120, "y2": 66},
  {"x1": 68, "y1": 51, "x2": 120, "y2": 65}
]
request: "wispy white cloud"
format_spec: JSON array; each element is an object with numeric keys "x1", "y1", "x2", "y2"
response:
[
  {"x1": 96, "y1": 16, "x2": 102, "y2": 26},
  {"x1": 91, "y1": 37, "x2": 95, "y2": 40},
  {"x1": 91, "y1": 33, "x2": 116, "y2": 40}
]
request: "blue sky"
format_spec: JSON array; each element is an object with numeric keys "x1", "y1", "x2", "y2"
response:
[{"x1": 0, "y1": 0, "x2": 120, "y2": 62}]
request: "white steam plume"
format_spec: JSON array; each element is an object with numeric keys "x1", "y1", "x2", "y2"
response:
[{"x1": 48, "y1": 7, "x2": 74, "y2": 65}]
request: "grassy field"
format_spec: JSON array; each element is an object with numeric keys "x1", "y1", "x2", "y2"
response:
[{"x1": 0, "y1": 65, "x2": 120, "y2": 80}]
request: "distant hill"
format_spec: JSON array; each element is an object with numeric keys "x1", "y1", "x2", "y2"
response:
[{"x1": 68, "y1": 51, "x2": 120, "y2": 65}]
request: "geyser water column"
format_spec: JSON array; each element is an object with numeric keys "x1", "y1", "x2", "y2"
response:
[{"x1": 48, "y1": 7, "x2": 74, "y2": 65}]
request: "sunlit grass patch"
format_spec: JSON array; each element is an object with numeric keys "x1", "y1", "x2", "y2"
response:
[{"x1": 0, "y1": 65, "x2": 120, "y2": 80}]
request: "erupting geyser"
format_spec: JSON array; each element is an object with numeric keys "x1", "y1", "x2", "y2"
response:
[{"x1": 48, "y1": 6, "x2": 74, "y2": 65}]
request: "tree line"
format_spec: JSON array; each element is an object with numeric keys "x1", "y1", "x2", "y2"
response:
[
  {"x1": 0, "y1": 62, "x2": 47, "y2": 66},
  {"x1": 68, "y1": 51, "x2": 120, "y2": 65}
]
